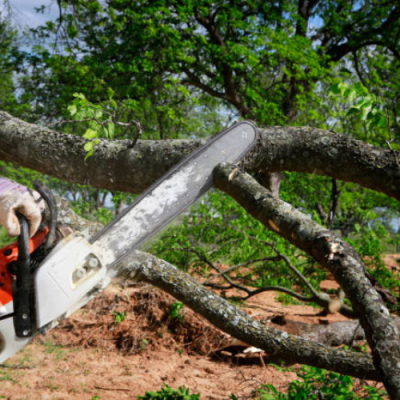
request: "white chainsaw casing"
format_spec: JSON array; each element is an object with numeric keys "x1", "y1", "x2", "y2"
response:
[
  {"x1": 34, "y1": 233, "x2": 106, "y2": 328},
  {"x1": 0, "y1": 301, "x2": 31, "y2": 363}
]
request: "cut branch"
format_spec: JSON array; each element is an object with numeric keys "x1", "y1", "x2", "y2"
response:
[{"x1": 53, "y1": 191, "x2": 378, "y2": 381}]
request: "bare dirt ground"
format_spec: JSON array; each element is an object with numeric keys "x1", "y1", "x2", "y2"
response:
[{"x1": 1, "y1": 255, "x2": 398, "y2": 400}]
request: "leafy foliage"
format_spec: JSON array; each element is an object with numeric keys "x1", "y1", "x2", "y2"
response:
[
  {"x1": 254, "y1": 366, "x2": 387, "y2": 399},
  {"x1": 137, "y1": 384, "x2": 199, "y2": 400},
  {"x1": 329, "y1": 82, "x2": 394, "y2": 145},
  {"x1": 68, "y1": 92, "x2": 110, "y2": 158},
  {"x1": 151, "y1": 190, "x2": 324, "y2": 298},
  {"x1": 170, "y1": 301, "x2": 184, "y2": 323}
]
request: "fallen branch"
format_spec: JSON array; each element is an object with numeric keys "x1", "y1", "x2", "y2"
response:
[{"x1": 213, "y1": 162, "x2": 400, "y2": 398}]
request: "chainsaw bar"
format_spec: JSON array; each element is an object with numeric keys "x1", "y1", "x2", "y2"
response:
[
  {"x1": 91, "y1": 121, "x2": 258, "y2": 269},
  {"x1": 33, "y1": 121, "x2": 258, "y2": 330}
]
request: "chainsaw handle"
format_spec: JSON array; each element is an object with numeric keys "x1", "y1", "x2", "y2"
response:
[
  {"x1": 33, "y1": 180, "x2": 57, "y2": 250},
  {"x1": 13, "y1": 213, "x2": 33, "y2": 337},
  {"x1": 17, "y1": 213, "x2": 30, "y2": 261}
]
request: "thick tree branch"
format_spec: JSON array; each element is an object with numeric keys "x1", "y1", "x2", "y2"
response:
[
  {"x1": 213, "y1": 163, "x2": 400, "y2": 398},
  {"x1": 117, "y1": 251, "x2": 377, "y2": 380},
  {"x1": 247, "y1": 126, "x2": 400, "y2": 201},
  {"x1": 0, "y1": 110, "x2": 203, "y2": 192},
  {"x1": 0, "y1": 111, "x2": 399, "y2": 201}
]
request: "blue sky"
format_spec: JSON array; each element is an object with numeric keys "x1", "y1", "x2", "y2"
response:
[{"x1": 1, "y1": 0, "x2": 58, "y2": 28}]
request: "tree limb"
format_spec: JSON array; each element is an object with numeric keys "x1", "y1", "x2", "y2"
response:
[
  {"x1": 117, "y1": 251, "x2": 378, "y2": 380},
  {"x1": 0, "y1": 111, "x2": 399, "y2": 201},
  {"x1": 213, "y1": 162, "x2": 400, "y2": 398}
]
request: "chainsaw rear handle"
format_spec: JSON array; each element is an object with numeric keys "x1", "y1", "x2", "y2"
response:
[
  {"x1": 33, "y1": 180, "x2": 57, "y2": 250},
  {"x1": 13, "y1": 213, "x2": 33, "y2": 337}
]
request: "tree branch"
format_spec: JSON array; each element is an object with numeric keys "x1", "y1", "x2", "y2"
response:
[
  {"x1": 1, "y1": 112, "x2": 399, "y2": 201},
  {"x1": 52, "y1": 191, "x2": 378, "y2": 381},
  {"x1": 117, "y1": 251, "x2": 377, "y2": 380},
  {"x1": 181, "y1": 68, "x2": 226, "y2": 100},
  {"x1": 213, "y1": 162, "x2": 400, "y2": 398}
]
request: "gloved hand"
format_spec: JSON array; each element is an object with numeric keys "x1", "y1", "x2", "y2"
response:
[{"x1": 0, "y1": 181, "x2": 43, "y2": 237}]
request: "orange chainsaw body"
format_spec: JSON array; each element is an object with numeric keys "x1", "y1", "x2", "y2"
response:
[{"x1": 0, "y1": 227, "x2": 49, "y2": 308}]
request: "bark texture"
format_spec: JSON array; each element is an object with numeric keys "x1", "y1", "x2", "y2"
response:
[
  {"x1": 0, "y1": 111, "x2": 399, "y2": 200},
  {"x1": 300, "y1": 319, "x2": 400, "y2": 347},
  {"x1": 213, "y1": 163, "x2": 400, "y2": 399}
]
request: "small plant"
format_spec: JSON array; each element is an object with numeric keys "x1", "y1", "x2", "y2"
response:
[
  {"x1": 251, "y1": 365, "x2": 387, "y2": 399},
  {"x1": 140, "y1": 338, "x2": 149, "y2": 351},
  {"x1": 90, "y1": 396, "x2": 101, "y2": 400},
  {"x1": 113, "y1": 310, "x2": 127, "y2": 325},
  {"x1": 170, "y1": 301, "x2": 184, "y2": 322},
  {"x1": 137, "y1": 384, "x2": 200, "y2": 399}
]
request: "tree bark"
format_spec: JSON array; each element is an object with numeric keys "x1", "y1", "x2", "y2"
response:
[
  {"x1": 0, "y1": 111, "x2": 399, "y2": 200},
  {"x1": 213, "y1": 163, "x2": 400, "y2": 399},
  {"x1": 297, "y1": 318, "x2": 400, "y2": 348}
]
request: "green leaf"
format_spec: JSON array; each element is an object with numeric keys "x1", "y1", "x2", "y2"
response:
[
  {"x1": 377, "y1": 115, "x2": 388, "y2": 128},
  {"x1": 84, "y1": 148, "x2": 94, "y2": 160},
  {"x1": 67, "y1": 104, "x2": 77, "y2": 116},
  {"x1": 107, "y1": 122, "x2": 115, "y2": 139},
  {"x1": 346, "y1": 107, "x2": 361, "y2": 117},
  {"x1": 355, "y1": 85, "x2": 369, "y2": 97},
  {"x1": 84, "y1": 141, "x2": 94, "y2": 152},
  {"x1": 360, "y1": 103, "x2": 372, "y2": 120},
  {"x1": 83, "y1": 129, "x2": 98, "y2": 139},
  {"x1": 338, "y1": 82, "x2": 350, "y2": 97},
  {"x1": 73, "y1": 92, "x2": 86, "y2": 100},
  {"x1": 347, "y1": 89, "x2": 357, "y2": 103}
]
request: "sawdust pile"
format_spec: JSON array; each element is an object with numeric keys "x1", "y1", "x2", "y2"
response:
[{"x1": 48, "y1": 282, "x2": 229, "y2": 356}]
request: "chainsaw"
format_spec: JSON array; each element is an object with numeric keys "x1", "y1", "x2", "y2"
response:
[{"x1": 0, "y1": 121, "x2": 258, "y2": 363}]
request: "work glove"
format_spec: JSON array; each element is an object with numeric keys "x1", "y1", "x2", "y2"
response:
[{"x1": 0, "y1": 180, "x2": 43, "y2": 237}]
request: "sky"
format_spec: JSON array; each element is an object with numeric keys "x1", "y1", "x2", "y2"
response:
[{"x1": 0, "y1": 0, "x2": 58, "y2": 28}]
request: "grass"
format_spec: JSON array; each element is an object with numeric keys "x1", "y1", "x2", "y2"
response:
[
  {"x1": 42, "y1": 340, "x2": 67, "y2": 360},
  {"x1": 0, "y1": 370, "x2": 17, "y2": 383}
]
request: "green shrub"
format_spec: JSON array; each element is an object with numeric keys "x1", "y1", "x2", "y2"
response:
[
  {"x1": 253, "y1": 366, "x2": 386, "y2": 399},
  {"x1": 137, "y1": 384, "x2": 200, "y2": 399}
]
